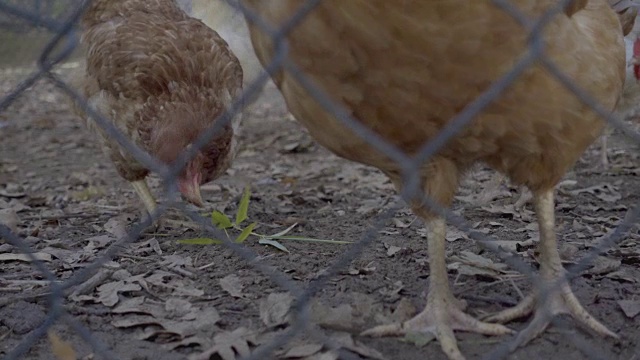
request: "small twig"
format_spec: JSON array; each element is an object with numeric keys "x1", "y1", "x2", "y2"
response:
[
  {"x1": 117, "y1": 253, "x2": 149, "y2": 261},
  {"x1": 22, "y1": 213, "x2": 101, "y2": 221},
  {"x1": 455, "y1": 274, "x2": 527, "y2": 295},
  {"x1": 69, "y1": 268, "x2": 113, "y2": 298},
  {"x1": 93, "y1": 205, "x2": 128, "y2": 211},
  {"x1": 66, "y1": 303, "x2": 111, "y2": 316},
  {"x1": 509, "y1": 276, "x2": 525, "y2": 300},
  {"x1": 197, "y1": 261, "x2": 217, "y2": 271},
  {"x1": 461, "y1": 294, "x2": 519, "y2": 307},
  {"x1": 164, "y1": 266, "x2": 196, "y2": 279},
  {"x1": 1, "y1": 279, "x2": 52, "y2": 286},
  {"x1": 0, "y1": 290, "x2": 50, "y2": 307},
  {"x1": 0, "y1": 287, "x2": 21, "y2": 292}
]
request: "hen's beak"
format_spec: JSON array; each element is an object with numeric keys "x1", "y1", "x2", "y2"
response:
[{"x1": 178, "y1": 175, "x2": 204, "y2": 207}]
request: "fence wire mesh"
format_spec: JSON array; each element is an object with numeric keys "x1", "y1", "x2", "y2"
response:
[{"x1": 1, "y1": 0, "x2": 639, "y2": 359}]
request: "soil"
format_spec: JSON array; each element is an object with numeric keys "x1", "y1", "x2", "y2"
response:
[{"x1": 1, "y1": 52, "x2": 639, "y2": 360}]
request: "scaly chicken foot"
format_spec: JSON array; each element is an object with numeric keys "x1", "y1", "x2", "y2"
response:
[
  {"x1": 486, "y1": 279, "x2": 617, "y2": 350},
  {"x1": 485, "y1": 189, "x2": 617, "y2": 350},
  {"x1": 363, "y1": 293, "x2": 513, "y2": 360},
  {"x1": 362, "y1": 218, "x2": 513, "y2": 360}
]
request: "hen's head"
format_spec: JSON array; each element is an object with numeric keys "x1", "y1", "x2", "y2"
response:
[{"x1": 148, "y1": 104, "x2": 235, "y2": 207}]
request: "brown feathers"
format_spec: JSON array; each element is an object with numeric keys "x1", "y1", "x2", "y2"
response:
[
  {"x1": 240, "y1": 1, "x2": 628, "y2": 358},
  {"x1": 243, "y1": 0, "x2": 625, "y2": 193},
  {"x1": 74, "y1": 0, "x2": 242, "y2": 205}
]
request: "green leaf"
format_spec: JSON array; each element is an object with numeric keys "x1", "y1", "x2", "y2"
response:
[
  {"x1": 258, "y1": 238, "x2": 290, "y2": 253},
  {"x1": 235, "y1": 186, "x2": 251, "y2": 225},
  {"x1": 268, "y1": 235, "x2": 353, "y2": 244},
  {"x1": 211, "y1": 210, "x2": 233, "y2": 229},
  {"x1": 179, "y1": 237, "x2": 223, "y2": 245},
  {"x1": 270, "y1": 223, "x2": 298, "y2": 237},
  {"x1": 235, "y1": 222, "x2": 256, "y2": 243}
]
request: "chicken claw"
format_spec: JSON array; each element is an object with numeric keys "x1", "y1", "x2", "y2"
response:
[
  {"x1": 486, "y1": 190, "x2": 617, "y2": 350},
  {"x1": 485, "y1": 275, "x2": 617, "y2": 350},
  {"x1": 363, "y1": 293, "x2": 513, "y2": 360},
  {"x1": 362, "y1": 218, "x2": 512, "y2": 360}
]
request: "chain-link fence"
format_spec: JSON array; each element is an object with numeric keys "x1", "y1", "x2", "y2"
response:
[{"x1": 1, "y1": 0, "x2": 639, "y2": 359}]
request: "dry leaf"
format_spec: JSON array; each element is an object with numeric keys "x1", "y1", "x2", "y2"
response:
[
  {"x1": 0, "y1": 252, "x2": 52, "y2": 263},
  {"x1": 383, "y1": 242, "x2": 403, "y2": 257},
  {"x1": 618, "y1": 300, "x2": 640, "y2": 318},
  {"x1": 0, "y1": 184, "x2": 26, "y2": 198},
  {"x1": 83, "y1": 235, "x2": 114, "y2": 252},
  {"x1": 283, "y1": 343, "x2": 323, "y2": 358},
  {"x1": 310, "y1": 300, "x2": 358, "y2": 331},
  {"x1": 134, "y1": 238, "x2": 162, "y2": 255},
  {"x1": 480, "y1": 204, "x2": 532, "y2": 219},
  {"x1": 41, "y1": 246, "x2": 82, "y2": 264},
  {"x1": 445, "y1": 227, "x2": 469, "y2": 242},
  {"x1": 330, "y1": 332, "x2": 387, "y2": 360},
  {"x1": 165, "y1": 298, "x2": 194, "y2": 319},
  {"x1": 146, "y1": 270, "x2": 204, "y2": 297},
  {"x1": 389, "y1": 297, "x2": 416, "y2": 323},
  {"x1": 189, "y1": 327, "x2": 256, "y2": 360},
  {"x1": 220, "y1": 274, "x2": 246, "y2": 298},
  {"x1": 97, "y1": 280, "x2": 142, "y2": 307},
  {"x1": 302, "y1": 352, "x2": 339, "y2": 360},
  {"x1": 584, "y1": 256, "x2": 621, "y2": 276},
  {"x1": 111, "y1": 297, "x2": 220, "y2": 340},
  {"x1": 391, "y1": 218, "x2": 410, "y2": 228},
  {"x1": 568, "y1": 184, "x2": 621, "y2": 203},
  {"x1": 449, "y1": 251, "x2": 513, "y2": 279},
  {"x1": 604, "y1": 269, "x2": 636, "y2": 283},
  {"x1": 0, "y1": 208, "x2": 19, "y2": 233},
  {"x1": 103, "y1": 214, "x2": 131, "y2": 238},
  {"x1": 483, "y1": 238, "x2": 537, "y2": 253},
  {"x1": 259, "y1": 292, "x2": 293, "y2": 327}
]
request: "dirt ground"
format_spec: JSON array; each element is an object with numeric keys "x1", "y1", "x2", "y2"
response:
[{"x1": 1, "y1": 55, "x2": 640, "y2": 360}]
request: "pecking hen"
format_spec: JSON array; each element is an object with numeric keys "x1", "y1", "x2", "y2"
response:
[
  {"x1": 601, "y1": 7, "x2": 640, "y2": 167},
  {"x1": 72, "y1": 0, "x2": 243, "y2": 218},
  {"x1": 240, "y1": 1, "x2": 632, "y2": 359}
]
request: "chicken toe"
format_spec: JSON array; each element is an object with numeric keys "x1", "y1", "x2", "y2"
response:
[
  {"x1": 362, "y1": 218, "x2": 512, "y2": 360},
  {"x1": 363, "y1": 290, "x2": 513, "y2": 360},
  {"x1": 486, "y1": 189, "x2": 616, "y2": 350},
  {"x1": 486, "y1": 275, "x2": 616, "y2": 351}
]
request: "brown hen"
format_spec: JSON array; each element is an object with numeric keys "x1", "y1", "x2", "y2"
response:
[
  {"x1": 74, "y1": 0, "x2": 242, "y2": 217},
  {"x1": 601, "y1": 4, "x2": 640, "y2": 167},
  {"x1": 241, "y1": 1, "x2": 630, "y2": 359}
]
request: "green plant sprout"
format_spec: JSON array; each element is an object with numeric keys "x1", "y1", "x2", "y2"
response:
[{"x1": 179, "y1": 186, "x2": 352, "y2": 252}]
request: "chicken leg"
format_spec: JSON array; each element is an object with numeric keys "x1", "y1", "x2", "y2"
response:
[
  {"x1": 600, "y1": 131, "x2": 610, "y2": 169},
  {"x1": 485, "y1": 189, "x2": 617, "y2": 349},
  {"x1": 363, "y1": 217, "x2": 513, "y2": 360},
  {"x1": 130, "y1": 179, "x2": 194, "y2": 230},
  {"x1": 131, "y1": 179, "x2": 158, "y2": 215}
]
